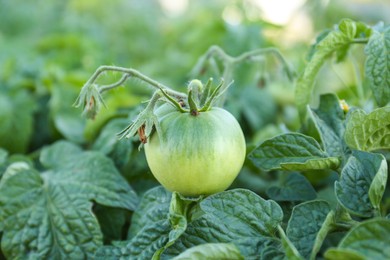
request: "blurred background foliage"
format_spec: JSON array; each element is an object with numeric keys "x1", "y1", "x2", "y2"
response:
[{"x1": 0, "y1": 0, "x2": 389, "y2": 194}]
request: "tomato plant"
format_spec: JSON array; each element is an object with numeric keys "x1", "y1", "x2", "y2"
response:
[{"x1": 1, "y1": 1, "x2": 390, "y2": 259}]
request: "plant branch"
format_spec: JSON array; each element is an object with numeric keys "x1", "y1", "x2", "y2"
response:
[
  {"x1": 192, "y1": 45, "x2": 294, "y2": 107},
  {"x1": 99, "y1": 74, "x2": 129, "y2": 93},
  {"x1": 74, "y1": 65, "x2": 187, "y2": 119},
  {"x1": 85, "y1": 65, "x2": 186, "y2": 98}
]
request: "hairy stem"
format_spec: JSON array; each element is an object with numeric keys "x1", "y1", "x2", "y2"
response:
[
  {"x1": 99, "y1": 74, "x2": 129, "y2": 93},
  {"x1": 86, "y1": 65, "x2": 186, "y2": 99}
]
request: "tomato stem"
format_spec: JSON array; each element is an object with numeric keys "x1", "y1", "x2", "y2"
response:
[
  {"x1": 74, "y1": 65, "x2": 188, "y2": 119},
  {"x1": 82, "y1": 65, "x2": 187, "y2": 98}
]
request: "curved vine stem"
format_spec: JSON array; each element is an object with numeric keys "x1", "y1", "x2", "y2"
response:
[
  {"x1": 191, "y1": 45, "x2": 295, "y2": 106},
  {"x1": 74, "y1": 65, "x2": 187, "y2": 119},
  {"x1": 85, "y1": 65, "x2": 185, "y2": 98}
]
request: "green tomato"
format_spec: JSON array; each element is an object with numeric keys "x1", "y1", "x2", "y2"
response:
[{"x1": 144, "y1": 104, "x2": 246, "y2": 196}]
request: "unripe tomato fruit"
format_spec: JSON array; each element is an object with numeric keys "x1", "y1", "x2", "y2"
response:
[{"x1": 144, "y1": 104, "x2": 246, "y2": 196}]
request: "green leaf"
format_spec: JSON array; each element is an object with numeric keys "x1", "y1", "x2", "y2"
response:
[
  {"x1": 41, "y1": 141, "x2": 138, "y2": 210},
  {"x1": 96, "y1": 187, "x2": 176, "y2": 260},
  {"x1": 164, "y1": 214, "x2": 237, "y2": 257},
  {"x1": 266, "y1": 172, "x2": 317, "y2": 202},
  {"x1": 324, "y1": 248, "x2": 365, "y2": 260},
  {"x1": 153, "y1": 193, "x2": 202, "y2": 259},
  {"x1": 164, "y1": 189, "x2": 284, "y2": 259},
  {"x1": 364, "y1": 27, "x2": 390, "y2": 106},
  {"x1": 310, "y1": 210, "x2": 335, "y2": 260},
  {"x1": 172, "y1": 243, "x2": 244, "y2": 260},
  {"x1": 309, "y1": 94, "x2": 349, "y2": 159},
  {"x1": 96, "y1": 186, "x2": 198, "y2": 259},
  {"x1": 0, "y1": 90, "x2": 36, "y2": 153},
  {"x1": 164, "y1": 214, "x2": 281, "y2": 259},
  {"x1": 369, "y1": 156, "x2": 388, "y2": 213},
  {"x1": 127, "y1": 221, "x2": 171, "y2": 258},
  {"x1": 249, "y1": 133, "x2": 340, "y2": 171},
  {"x1": 335, "y1": 151, "x2": 387, "y2": 217},
  {"x1": 337, "y1": 219, "x2": 390, "y2": 259},
  {"x1": 0, "y1": 141, "x2": 138, "y2": 259},
  {"x1": 40, "y1": 140, "x2": 83, "y2": 169},
  {"x1": 0, "y1": 169, "x2": 101, "y2": 259},
  {"x1": 95, "y1": 220, "x2": 171, "y2": 260},
  {"x1": 200, "y1": 189, "x2": 283, "y2": 237},
  {"x1": 278, "y1": 226, "x2": 304, "y2": 260},
  {"x1": 344, "y1": 107, "x2": 390, "y2": 151},
  {"x1": 92, "y1": 118, "x2": 133, "y2": 168},
  {"x1": 286, "y1": 200, "x2": 331, "y2": 259},
  {"x1": 295, "y1": 19, "x2": 370, "y2": 121},
  {"x1": 306, "y1": 29, "x2": 331, "y2": 61},
  {"x1": 128, "y1": 186, "x2": 171, "y2": 238}
]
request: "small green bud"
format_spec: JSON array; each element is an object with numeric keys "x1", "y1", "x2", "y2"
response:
[{"x1": 73, "y1": 84, "x2": 106, "y2": 119}]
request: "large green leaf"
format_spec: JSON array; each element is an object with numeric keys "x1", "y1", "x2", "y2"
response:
[
  {"x1": 364, "y1": 27, "x2": 390, "y2": 106},
  {"x1": 0, "y1": 169, "x2": 102, "y2": 259},
  {"x1": 335, "y1": 151, "x2": 387, "y2": 217},
  {"x1": 266, "y1": 172, "x2": 317, "y2": 202},
  {"x1": 164, "y1": 214, "x2": 281, "y2": 259},
  {"x1": 96, "y1": 186, "x2": 172, "y2": 260},
  {"x1": 40, "y1": 141, "x2": 138, "y2": 209},
  {"x1": 309, "y1": 94, "x2": 349, "y2": 159},
  {"x1": 96, "y1": 189, "x2": 202, "y2": 260},
  {"x1": 164, "y1": 189, "x2": 284, "y2": 259},
  {"x1": 286, "y1": 200, "x2": 331, "y2": 259},
  {"x1": 344, "y1": 107, "x2": 390, "y2": 151},
  {"x1": 153, "y1": 192, "x2": 202, "y2": 259},
  {"x1": 40, "y1": 140, "x2": 83, "y2": 169},
  {"x1": 96, "y1": 220, "x2": 171, "y2": 260},
  {"x1": 249, "y1": 133, "x2": 340, "y2": 171},
  {"x1": 200, "y1": 189, "x2": 283, "y2": 237},
  {"x1": 327, "y1": 219, "x2": 390, "y2": 259},
  {"x1": 172, "y1": 243, "x2": 244, "y2": 260},
  {"x1": 0, "y1": 141, "x2": 138, "y2": 259},
  {"x1": 295, "y1": 19, "x2": 372, "y2": 121}
]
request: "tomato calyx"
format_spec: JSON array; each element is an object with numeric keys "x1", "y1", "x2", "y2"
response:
[
  {"x1": 116, "y1": 78, "x2": 229, "y2": 147},
  {"x1": 162, "y1": 78, "x2": 226, "y2": 117}
]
